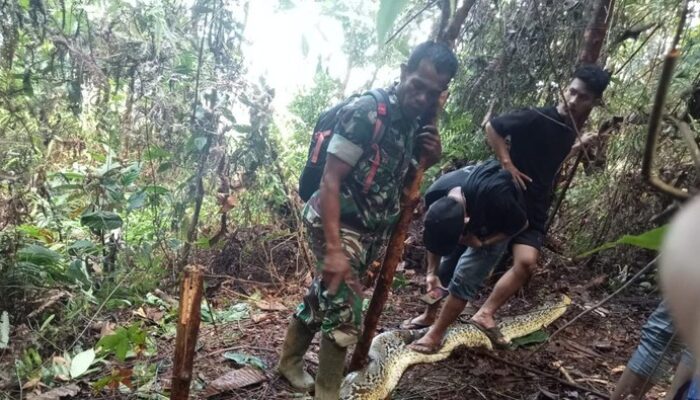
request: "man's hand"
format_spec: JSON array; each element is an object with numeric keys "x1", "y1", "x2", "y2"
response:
[
  {"x1": 502, "y1": 160, "x2": 532, "y2": 190},
  {"x1": 460, "y1": 233, "x2": 483, "y2": 248},
  {"x1": 417, "y1": 125, "x2": 442, "y2": 167},
  {"x1": 322, "y1": 248, "x2": 351, "y2": 295}
]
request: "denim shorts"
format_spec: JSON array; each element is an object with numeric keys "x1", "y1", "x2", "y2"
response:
[
  {"x1": 440, "y1": 241, "x2": 508, "y2": 301},
  {"x1": 627, "y1": 301, "x2": 695, "y2": 381}
]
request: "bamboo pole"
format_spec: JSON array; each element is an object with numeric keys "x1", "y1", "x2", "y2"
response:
[{"x1": 170, "y1": 265, "x2": 204, "y2": 400}]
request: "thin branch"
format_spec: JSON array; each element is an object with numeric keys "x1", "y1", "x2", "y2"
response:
[
  {"x1": 439, "y1": 0, "x2": 478, "y2": 47},
  {"x1": 385, "y1": 0, "x2": 440, "y2": 46},
  {"x1": 69, "y1": 271, "x2": 132, "y2": 350},
  {"x1": 531, "y1": 256, "x2": 659, "y2": 355},
  {"x1": 479, "y1": 351, "x2": 610, "y2": 399}
]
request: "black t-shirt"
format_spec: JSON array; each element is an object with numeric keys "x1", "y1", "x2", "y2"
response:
[
  {"x1": 424, "y1": 160, "x2": 527, "y2": 239},
  {"x1": 489, "y1": 106, "x2": 576, "y2": 232}
]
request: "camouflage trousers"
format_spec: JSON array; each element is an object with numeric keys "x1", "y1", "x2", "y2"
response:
[{"x1": 294, "y1": 203, "x2": 386, "y2": 346}]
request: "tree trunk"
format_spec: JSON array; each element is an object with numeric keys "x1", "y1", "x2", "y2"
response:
[
  {"x1": 577, "y1": 0, "x2": 615, "y2": 64},
  {"x1": 439, "y1": 0, "x2": 478, "y2": 47}
]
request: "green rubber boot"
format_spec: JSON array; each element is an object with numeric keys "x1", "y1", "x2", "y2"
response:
[
  {"x1": 314, "y1": 335, "x2": 348, "y2": 400},
  {"x1": 278, "y1": 317, "x2": 316, "y2": 391}
]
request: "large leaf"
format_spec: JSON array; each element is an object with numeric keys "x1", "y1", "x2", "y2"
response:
[
  {"x1": 18, "y1": 245, "x2": 62, "y2": 266},
  {"x1": 127, "y1": 191, "x2": 147, "y2": 211},
  {"x1": 578, "y1": 225, "x2": 668, "y2": 258},
  {"x1": 223, "y1": 351, "x2": 266, "y2": 370},
  {"x1": 376, "y1": 0, "x2": 410, "y2": 45},
  {"x1": 511, "y1": 329, "x2": 549, "y2": 348},
  {"x1": 80, "y1": 211, "x2": 123, "y2": 231},
  {"x1": 70, "y1": 349, "x2": 95, "y2": 378},
  {"x1": 97, "y1": 328, "x2": 130, "y2": 362},
  {"x1": 68, "y1": 240, "x2": 98, "y2": 256}
]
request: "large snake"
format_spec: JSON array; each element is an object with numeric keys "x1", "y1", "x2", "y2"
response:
[{"x1": 339, "y1": 295, "x2": 571, "y2": 400}]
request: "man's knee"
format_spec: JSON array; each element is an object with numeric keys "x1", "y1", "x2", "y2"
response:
[{"x1": 513, "y1": 258, "x2": 537, "y2": 277}]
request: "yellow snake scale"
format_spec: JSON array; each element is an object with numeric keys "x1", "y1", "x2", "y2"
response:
[{"x1": 339, "y1": 295, "x2": 571, "y2": 400}]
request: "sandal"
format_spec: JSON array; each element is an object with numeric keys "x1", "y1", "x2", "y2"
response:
[
  {"x1": 419, "y1": 287, "x2": 449, "y2": 305},
  {"x1": 468, "y1": 319, "x2": 512, "y2": 349},
  {"x1": 400, "y1": 318, "x2": 432, "y2": 330},
  {"x1": 408, "y1": 338, "x2": 445, "y2": 355}
]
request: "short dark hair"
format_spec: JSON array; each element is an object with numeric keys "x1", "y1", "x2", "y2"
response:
[
  {"x1": 573, "y1": 64, "x2": 611, "y2": 98},
  {"x1": 406, "y1": 41, "x2": 459, "y2": 79}
]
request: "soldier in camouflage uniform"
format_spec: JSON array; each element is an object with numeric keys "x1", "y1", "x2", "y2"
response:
[{"x1": 278, "y1": 41, "x2": 458, "y2": 400}]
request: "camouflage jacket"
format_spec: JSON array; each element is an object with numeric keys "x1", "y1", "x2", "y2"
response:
[{"x1": 305, "y1": 86, "x2": 420, "y2": 234}]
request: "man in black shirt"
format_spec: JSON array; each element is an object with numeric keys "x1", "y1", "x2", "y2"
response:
[
  {"x1": 406, "y1": 160, "x2": 528, "y2": 353},
  {"x1": 466, "y1": 64, "x2": 611, "y2": 346}
]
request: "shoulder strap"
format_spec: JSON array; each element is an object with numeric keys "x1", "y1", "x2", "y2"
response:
[
  {"x1": 365, "y1": 88, "x2": 391, "y2": 144},
  {"x1": 360, "y1": 88, "x2": 391, "y2": 193}
]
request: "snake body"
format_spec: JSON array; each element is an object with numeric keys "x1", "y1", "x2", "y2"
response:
[{"x1": 339, "y1": 295, "x2": 571, "y2": 400}]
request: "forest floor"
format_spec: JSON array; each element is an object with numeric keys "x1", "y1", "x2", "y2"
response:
[
  {"x1": 164, "y1": 228, "x2": 668, "y2": 400},
  {"x1": 1, "y1": 227, "x2": 671, "y2": 400}
]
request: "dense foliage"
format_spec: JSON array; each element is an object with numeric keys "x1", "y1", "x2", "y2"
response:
[{"x1": 0, "y1": 0, "x2": 698, "y2": 397}]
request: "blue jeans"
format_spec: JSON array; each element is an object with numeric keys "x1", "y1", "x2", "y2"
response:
[
  {"x1": 628, "y1": 301, "x2": 695, "y2": 382},
  {"x1": 437, "y1": 241, "x2": 508, "y2": 301}
]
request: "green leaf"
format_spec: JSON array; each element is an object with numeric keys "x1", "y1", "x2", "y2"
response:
[
  {"x1": 127, "y1": 191, "x2": 147, "y2": 211},
  {"x1": 18, "y1": 0, "x2": 30, "y2": 10},
  {"x1": 194, "y1": 136, "x2": 207, "y2": 151},
  {"x1": 144, "y1": 185, "x2": 170, "y2": 195},
  {"x1": 39, "y1": 314, "x2": 55, "y2": 332},
  {"x1": 376, "y1": 0, "x2": 410, "y2": 45},
  {"x1": 511, "y1": 329, "x2": 549, "y2": 348},
  {"x1": 68, "y1": 240, "x2": 98, "y2": 256},
  {"x1": 195, "y1": 237, "x2": 210, "y2": 249},
  {"x1": 0, "y1": 311, "x2": 9, "y2": 349},
  {"x1": 70, "y1": 349, "x2": 95, "y2": 378},
  {"x1": 120, "y1": 163, "x2": 141, "y2": 186},
  {"x1": 144, "y1": 146, "x2": 170, "y2": 161},
  {"x1": 578, "y1": 225, "x2": 668, "y2": 258},
  {"x1": 97, "y1": 328, "x2": 130, "y2": 361},
  {"x1": 222, "y1": 351, "x2": 266, "y2": 370},
  {"x1": 233, "y1": 124, "x2": 252, "y2": 133},
  {"x1": 80, "y1": 211, "x2": 123, "y2": 231},
  {"x1": 18, "y1": 244, "x2": 62, "y2": 266},
  {"x1": 201, "y1": 303, "x2": 249, "y2": 323},
  {"x1": 157, "y1": 161, "x2": 173, "y2": 173}
]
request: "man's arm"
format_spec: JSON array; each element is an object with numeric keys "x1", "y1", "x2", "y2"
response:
[
  {"x1": 480, "y1": 233, "x2": 509, "y2": 247},
  {"x1": 565, "y1": 131, "x2": 597, "y2": 161},
  {"x1": 485, "y1": 122, "x2": 532, "y2": 189},
  {"x1": 319, "y1": 154, "x2": 354, "y2": 294},
  {"x1": 485, "y1": 122, "x2": 512, "y2": 165},
  {"x1": 425, "y1": 250, "x2": 442, "y2": 292},
  {"x1": 480, "y1": 219, "x2": 529, "y2": 246}
]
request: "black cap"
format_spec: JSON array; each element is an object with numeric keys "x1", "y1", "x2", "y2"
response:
[{"x1": 423, "y1": 196, "x2": 465, "y2": 256}]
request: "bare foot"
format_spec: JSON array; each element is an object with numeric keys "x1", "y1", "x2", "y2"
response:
[
  {"x1": 408, "y1": 331, "x2": 444, "y2": 354},
  {"x1": 470, "y1": 310, "x2": 496, "y2": 330}
]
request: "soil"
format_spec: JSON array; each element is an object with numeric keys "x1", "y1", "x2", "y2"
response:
[
  {"x1": 1, "y1": 226, "x2": 675, "y2": 399},
  {"x1": 162, "y1": 228, "x2": 672, "y2": 400}
]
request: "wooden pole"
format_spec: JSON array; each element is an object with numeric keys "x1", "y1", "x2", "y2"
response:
[
  {"x1": 348, "y1": 159, "x2": 427, "y2": 372},
  {"x1": 171, "y1": 265, "x2": 204, "y2": 400}
]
